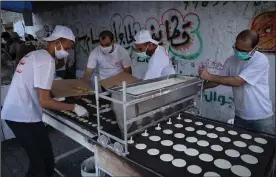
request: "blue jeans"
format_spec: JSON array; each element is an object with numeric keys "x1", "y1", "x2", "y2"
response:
[{"x1": 234, "y1": 116, "x2": 275, "y2": 135}]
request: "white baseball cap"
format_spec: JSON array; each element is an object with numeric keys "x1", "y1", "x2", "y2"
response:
[
  {"x1": 134, "y1": 29, "x2": 158, "y2": 45},
  {"x1": 44, "y1": 25, "x2": 75, "y2": 42}
]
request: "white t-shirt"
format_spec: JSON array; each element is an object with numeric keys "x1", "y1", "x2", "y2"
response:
[
  {"x1": 144, "y1": 46, "x2": 176, "y2": 80},
  {"x1": 220, "y1": 51, "x2": 273, "y2": 120},
  {"x1": 1, "y1": 50, "x2": 55, "y2": 123},
  {"x1": 87, "y1": 44, "x2": 131, "y2": 80}
]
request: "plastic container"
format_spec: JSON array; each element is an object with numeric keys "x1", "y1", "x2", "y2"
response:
[{"x1": 81, "y1": 156, "x2": 97, "y2": 177}]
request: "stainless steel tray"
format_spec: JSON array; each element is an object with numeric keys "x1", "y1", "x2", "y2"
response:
[{"x1": 107, "y1": 74, "x2": 202, "y2": 135}]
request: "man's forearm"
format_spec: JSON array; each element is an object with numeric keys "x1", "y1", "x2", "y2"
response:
[
  {"x1": 204, "y1": 82, "x2": 219, "y2": 89},
  {"x1": 208, "y1": 74, "x2": 244, "y2": 87},
  {"x1": 123, "y1": 67, "x2": 132, "y2": 74},
  {"x1": 81, "y1": 68, "x2": 94, "y2": 82}
]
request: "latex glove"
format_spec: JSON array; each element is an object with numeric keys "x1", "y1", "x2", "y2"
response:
[{"x1": 74, "y1": 104, "x2": 88, "y2": 117}]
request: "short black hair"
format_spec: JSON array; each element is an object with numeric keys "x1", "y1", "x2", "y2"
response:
[
  {"x1": 1, "y1": 32, "x2": 10, "y2": 39},
  {"x1": 236, "y1": 29, "x2": 259, "y2": 48},
  {"x1": 99, "y1": 30, "x2": 114, "y2": 42}
]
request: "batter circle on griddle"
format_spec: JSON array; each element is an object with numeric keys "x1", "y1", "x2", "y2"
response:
[
  {"x1": 149, "y1": 136, "x2": 161, "y2": 142},
  {"x1": 160, "y1": 154, "x2": 174, "y2": 162},
  {"x1": 214, "y1": 159, "x2": 232, "y2": 169},
  {"x1": 135, "y1": 144, "x2": 147, "y2": 150},
  {"x1": 231, "y1": 165, "x2": 251, "y2": 177},
  {"x1": 147, "y1": 149, "x2": 160, "y2": 156},
  {"x1": 186, "y1": 137, "x2": 198, "y2": 143},
  {"x1": 161, "y1": 140, "x2": 173, "y2": 146},
  {"x1": 187, "y1": 165, "x2": 202, "y2": 174},
  {"x1": 174, "y1": 133, "x2": 185, "y2": 139},
  {"x1": 173, "y1": 144, "x2": 186, "y2": 151},
  {"x1": 172, "y1": 159, "x2": 186, "y2": 167},
  {"x1": 163, "y1": 129, "x2": 173, "y2": 135}
]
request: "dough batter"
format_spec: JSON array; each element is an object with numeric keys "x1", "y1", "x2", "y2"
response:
[
  {"x1": 241, "y1": 134, "x2": 252, "y2": 140},
  {"x1": 205, "y1": 124, "x2": 214, "y2": 129},
  {"x1": 195, "y1": 122, "x2": 203, "y2": 126},
  {"x1": 207, "y1": 133, "x2": 218, "y2": 139},
  {"x1": 149, "y1": 136, "x2": 161, "y2": 142},
  {"x1": 161, "y1": 140, "x2": 173, "y2": 146},
  {"x1": 249, "y1": 145, "x2": 264, "y2": 153},
  {"x1": 225, "y1": 149, "x2": 240, "y2": 158},
  {"x1": 184, "y1": 148, "x2": 199, "y2": 156},
  {"x1": 231, "y1": 165, "x2": 251, "y2": 177},
  {"x1": 204, "y1": 172, "x2": 220, "y2": 177},
  {"x1": 241, "y1": 154, "x2": 258, "y2": 164},
  {"x1": 233, "y1": 141, "x2": 247, "y2": 148},
  {"x1": 186, "y1": 137, "x2": 198, "y2": 143},
  {"x1": 254, "y1": 137, "x2": 267, "y2": 144},
  {"x1": 211, "y1": 145, "x2": 223, "y2": 151},
  {"x1": 173, "y1": 144, "x2": 186, "y2": 151},
  {"x1": 160, "y1": 154, "x2": 174, "y2": 162},
  {"x1": 147, "y1": 149, "x2": 159, "y2": 156},
  {"x1": 185, "y1": 127, "x2": 195, "y2": 131},
  {"x1": 163, "y1": 129, "x2": 173, "y2": 134},
  {"x1": 187, "y1": 165, "x2": 202, "y2": 174},
  {"x1": 196, "y1": 130, "x2": 207, "y2": 135},
  {"x1": 174, "y1": 124, "x2": 183, "y2": 128},
  {"x1": 197, "y1": 140, "x2": 209, "y2": 147},
  {"x1": 214, "y1": 159, "x2": 232, "y2": 169},
  {"x1": 215, "y1": 127, "x2": 225, "y2": 132},
  {"x1": 124, "y1": 78, "x2": 186, "y2": 95},
  {"x1": 172, "y1": 159, "x2": 186, "y2": 167},
  {"x1": 220, "y1": 137, "x2": 231, "y2": 143},
  {"x1": 174, "y1": 133, "x2": 185, "y2": 139},
  {"x1": 135, "y1": 144, "x2": 147, "y2": 150},
  {"x1": 228, "y1": 130, "x2": 238, "y2": 135},
  {"x1": 199, "y1": 153, "x2": 213, "y2": 162}
]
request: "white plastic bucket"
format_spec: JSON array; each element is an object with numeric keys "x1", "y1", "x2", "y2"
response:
[{"x1": 81, "y1": 156, "x2": 97, "y2": 177}]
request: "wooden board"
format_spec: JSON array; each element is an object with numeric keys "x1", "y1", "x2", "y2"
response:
[
  {"x1": 51, "y1": 79, "x2": 93, "y2": 98},
  {"x1": 100, "y1": 72, "x2": 138, "y2": 89}
]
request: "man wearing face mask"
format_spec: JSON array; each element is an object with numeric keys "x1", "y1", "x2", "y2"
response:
[
  {"x1": 133, "y1": 29, "x2": 175, "y2": 80},
  {"x1": 82, "y1": 30, "x2": 132, "y2": 83},
  {"x1": 1, "y1": 25, "x2": 88, "y2": 177},
  {"x1": 198, "y1": 29, "x2": 274, "y2": 135}
]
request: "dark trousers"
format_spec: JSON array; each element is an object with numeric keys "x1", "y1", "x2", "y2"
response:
[{"x1": 6, "y1": 120, "x2": 55, "y2": 177}]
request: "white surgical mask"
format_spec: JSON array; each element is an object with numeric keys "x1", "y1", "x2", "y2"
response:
[
  {"x1": 55, "y1": 42, "x2": 69, "y2": 59},
  {"x1": 100, "y1": 45, "x2": 113, "y2": 54}
]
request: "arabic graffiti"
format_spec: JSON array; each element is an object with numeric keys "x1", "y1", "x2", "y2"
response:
[
  {"x1": 66, "y1": 8, "x2": 202, "y2": 64},
  {"x1": 251, "y1": 10, "x2": 276, "y2": 52},
  {"x1": 203, "y1": 91, "x2": 234, "y2": 106},
  {"x1": 146, "y1": 9, "x2": 202, "y2": 60}
]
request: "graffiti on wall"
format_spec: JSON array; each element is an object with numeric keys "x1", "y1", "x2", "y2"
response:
[
  {"x1": 203, "y1": 91, "x2": 234, "y2": 106},
  {"x1": 251, "y1": 10, "x2": 276, "y2": 52},
  {"x1": 58, "y1": 8, "x2": 203, "y2": 65}
]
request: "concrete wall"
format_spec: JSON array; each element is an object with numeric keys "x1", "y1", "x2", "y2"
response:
[{"x1": 17, "y1": 1, "x2": 276, "y2": 122}]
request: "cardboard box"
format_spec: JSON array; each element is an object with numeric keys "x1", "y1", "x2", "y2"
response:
[
  {"x1": 100, "y1": 72, "x2": 138, "y2": 89},
  {"x1": 51, "y1": 79, "x2": 93, "y2": 98}
]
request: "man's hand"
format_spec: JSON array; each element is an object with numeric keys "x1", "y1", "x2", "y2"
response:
[
  {"x1": 74, "y1": 104, "x2": 89, "y2": 117},
  {"x1": 198, "y1": 67, "x2": 212, "y2": 80}
]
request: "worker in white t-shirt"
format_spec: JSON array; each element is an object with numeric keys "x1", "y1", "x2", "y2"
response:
[
  {"x1": 133, "y1": 29, "x2": 175, "y2": 80},
  {"x1": 199, "y1": 29, "x2": 274, "y2": 135},
  {"x1": 1, "y1": 25, "x2": 88, "y2": 177},
  {"x1": 82, "y1": 30, "x2": 132, "y2": 83}
]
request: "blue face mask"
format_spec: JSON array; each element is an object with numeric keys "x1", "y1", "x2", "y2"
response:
[
  {"x1": 233, "y1": 45, "x2": 257, "y2": 60},
  {"x1": 136, "y1": 45, "x2": 149, "y2": 59}
]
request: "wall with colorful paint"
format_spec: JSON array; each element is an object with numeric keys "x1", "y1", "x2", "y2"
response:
[{"x1": 22, "y1": 1, "x2": 275, "y2": 123}]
